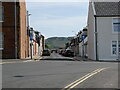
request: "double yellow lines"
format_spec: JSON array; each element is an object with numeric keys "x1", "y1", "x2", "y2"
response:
[{"x1": 62, "y1": 68, "x2": 109, "y2": 90}]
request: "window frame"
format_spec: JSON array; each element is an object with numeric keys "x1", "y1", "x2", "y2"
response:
[
  {"x1": 0, "y1": 5, "x2": 4, "y2": 22},
  {"x1": 112, "y1": 18, "x2": 120, "y2": 33},
  {"x1": 111, "y1": 40, "x2": 120, "y2": 56},
  {"x1": 111, "y1": 41, "x2": 117, "y2": 56},
  {"x1": 118, "y1": 41, "x2": 120, "y2": 56}
]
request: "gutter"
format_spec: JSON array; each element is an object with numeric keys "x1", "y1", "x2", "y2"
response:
[
  {"x1": 92, "y1": 2, "x2": 98, "y2": 61},
  {"x1": 14, "y1": 1, "x2": 17, "y2": 59},
  {"x1": 94, "y1": 15, "x2": 98, "y2": 61}
]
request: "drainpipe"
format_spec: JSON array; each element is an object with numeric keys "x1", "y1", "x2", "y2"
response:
[
  {"x1": 94, "y1": 16, "x2": 98, "y2": 61},
  {"x1": 14, "y1": 0, "x2": 17, "y2": 59}
]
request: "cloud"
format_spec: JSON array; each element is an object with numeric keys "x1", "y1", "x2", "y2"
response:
[
  {"x1": 32, "y1": 16, "x2": 87, "y2": 28},
  {"x1": 26, "y1": 2, "x2": 89, "y2": 19},
  {"x1": 26, "y1": 2, "x2": 88, "y2": 38},
  {"x1": 30, "y1": 16, "x2": 87, "y2": 38},
  {"x1": 26, "y1": 0, "x2": 120, "y2": 2},
  {"x1": 26, "y1": 0, "x2": 89, "y2": 2},
  {"x1": 26, "y1": 2, "x2": 89, "y2": 12}
]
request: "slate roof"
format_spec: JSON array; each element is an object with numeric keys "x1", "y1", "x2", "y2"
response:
[{"x1": 94, "y1": 2, "x2": 120, "y2": 16}]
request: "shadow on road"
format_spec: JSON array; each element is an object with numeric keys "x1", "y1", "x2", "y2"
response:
[{"x1": 41, "y1": 58, "x2": 74, "y2": 61}]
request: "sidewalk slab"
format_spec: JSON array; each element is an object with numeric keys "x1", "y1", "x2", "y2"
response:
[
  {"x1": 1, "y1": 55, "x2": 43, "y2": 63},
  {"x1": 73, "y1": 56, "x2": 120, "y2": 62}
]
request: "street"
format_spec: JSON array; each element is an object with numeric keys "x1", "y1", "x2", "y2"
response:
[{"x1": 2, "y1": 53, "x2": 119, "y2": 89}]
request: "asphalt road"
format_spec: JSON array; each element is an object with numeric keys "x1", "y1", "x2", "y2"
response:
[{"x1": 2, "y1": 53, "x2": 119, "y2": 89}]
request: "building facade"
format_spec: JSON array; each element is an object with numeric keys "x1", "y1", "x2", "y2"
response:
[
  {"x1": 29, "y1": 27, "x2": 45, "y2": 57},
  {"x1": 88, "y1": 2, "x2": 120, "y2": 61},
  {"x1": 0, "y1": 0, "x2": 29, "y2": 59},
  {"x1": 67, "y1": 27, "x2": 88, "y2": 57}
]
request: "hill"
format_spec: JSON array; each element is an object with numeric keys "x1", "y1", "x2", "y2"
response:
[{"x1": 45, "y1": 37, "x2": 73, "y2": 49}]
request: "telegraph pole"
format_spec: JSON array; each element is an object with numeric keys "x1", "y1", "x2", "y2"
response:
[{"x1": 27, "y1": 11, "x2": 32, "y2": 59}]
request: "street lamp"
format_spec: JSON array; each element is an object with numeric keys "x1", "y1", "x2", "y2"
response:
[
  {"x1": 27, "y1": 11, "x2": 31, "y2": 36},
  {"x1": 27, "y1": 11, "x2": 31, "y2": 29}
]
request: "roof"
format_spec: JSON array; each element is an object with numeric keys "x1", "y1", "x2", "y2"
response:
[{"x1": 94, "y1": 2, "x2": 120, "y2": 16}]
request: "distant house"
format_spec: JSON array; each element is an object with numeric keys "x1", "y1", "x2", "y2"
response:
[
  {"x1": 41, "y1": 35, "x2": 45, "y2": 51},
  {"x1": 29, "y1": 28, "x2": 45, "y2": 57},
  {"x1": 68, "y1": 27, "x2": 88, "y2": 57},
  {"x1": 0, "y1": 1, "x2": 29, "y2": 59},
  {"x1": 87, "y1": 1, "x2": 120, "y2": 61},
  {"x1": 78, "y1": 27, "x2": 88, "y2": 58}
]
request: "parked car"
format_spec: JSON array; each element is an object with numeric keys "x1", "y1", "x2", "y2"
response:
[
  {"x1": 59, "y1": 49, "x2": 65, "y2": 55},
  {"x1": 42, "y1": 49, "x2": 51, "y2": 56},
  {"x1": 64, "y1": 49, "x2": 74, "y2": 57},
  {"x1": 51, "y1": 49, "x2": 57, "y2": 53},
  {"x1": 61, "y1": 50, "x2": 66, "y2": 56}
]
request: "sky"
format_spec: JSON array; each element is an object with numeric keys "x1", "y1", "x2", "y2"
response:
[{"x1": 26, "y1": 1, "x2": 89, "y2": 39}]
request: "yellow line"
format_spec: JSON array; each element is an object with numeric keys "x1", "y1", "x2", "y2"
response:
[
  {"x1": 68, "y1": 68, "x2": 106, "y2": 89},
  {"x1": 62, "y1": 68, "x2": 108, "y2": 90},
  {"x1": 62, "y1": 68, "x2": 101, "y2": 89}
]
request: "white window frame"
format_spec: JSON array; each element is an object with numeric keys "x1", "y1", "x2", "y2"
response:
[
  {"x1": 112, "y1": 18, "x2": 120, "y2": 33},
  {"x1": 111, "y1": 41, "x2": 117, "y2": 56},
  {"x1": 111, "y1": 40, "x2": 120, "y2": 56}
]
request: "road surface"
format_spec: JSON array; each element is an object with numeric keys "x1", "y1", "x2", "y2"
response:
[{"x1": 2, "y1": 53, "x2": 119, "y2": 89}]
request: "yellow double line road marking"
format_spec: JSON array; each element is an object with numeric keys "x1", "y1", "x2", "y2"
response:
[{"x1": 62, "y1": 68, "x2": 109, "y2": 90}]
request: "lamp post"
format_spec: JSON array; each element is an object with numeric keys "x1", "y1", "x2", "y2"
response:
[
  {"x1": 27, "y1": 11, "x2": 31, "y2": 29},
  {"x1": 26, "y1": 11, "x2": 31, "y2": 58}
]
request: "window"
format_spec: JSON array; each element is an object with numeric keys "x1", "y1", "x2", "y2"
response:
[
  {"x1": 113, "y1": 18, "x2": 120, "y2": 32},
  {"x1": 112, "y1": 41, "x2": 117, "y2": 55},
  {"x1": 118, "y1": 41, "x2": 120, "y2": 55},
  {"x1": 0, "y1": 5, "x2": 4, "y2": 22},
  {"x1": 112, "y1": 41, "x2": 120, "y2": 56},
  {"x1": 0, "y1": 32, "x2": 3, "y2": 50}
]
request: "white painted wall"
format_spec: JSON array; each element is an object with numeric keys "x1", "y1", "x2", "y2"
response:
[
  {"x1": 79, "y1": 43, "x2": 83, "y2": 56},
  {"x1": 97, "y1": 17, "x2": 119, "y2": 61},
  {"x1": 87, "y1": 2, "x2": 96, "y2": 60},
  {"x1": 39, "y1": 37, "x2": 43, "y2": 55}
]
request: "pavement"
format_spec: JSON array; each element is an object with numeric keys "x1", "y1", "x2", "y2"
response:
[
  {"x1": 73, "y1": 56, "x2": 120, "y2": 62},
  {"x1": 0, "y1": 54, "x2": 42, "y2": 64}
]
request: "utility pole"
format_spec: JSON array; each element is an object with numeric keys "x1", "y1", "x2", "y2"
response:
[{"x1": 27, "y1": 11, "x2": 32, "y2": 59}]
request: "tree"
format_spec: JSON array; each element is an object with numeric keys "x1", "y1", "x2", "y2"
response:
[{"x1": 45, "y1": 44, "x2": 51, "y2": 49}]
